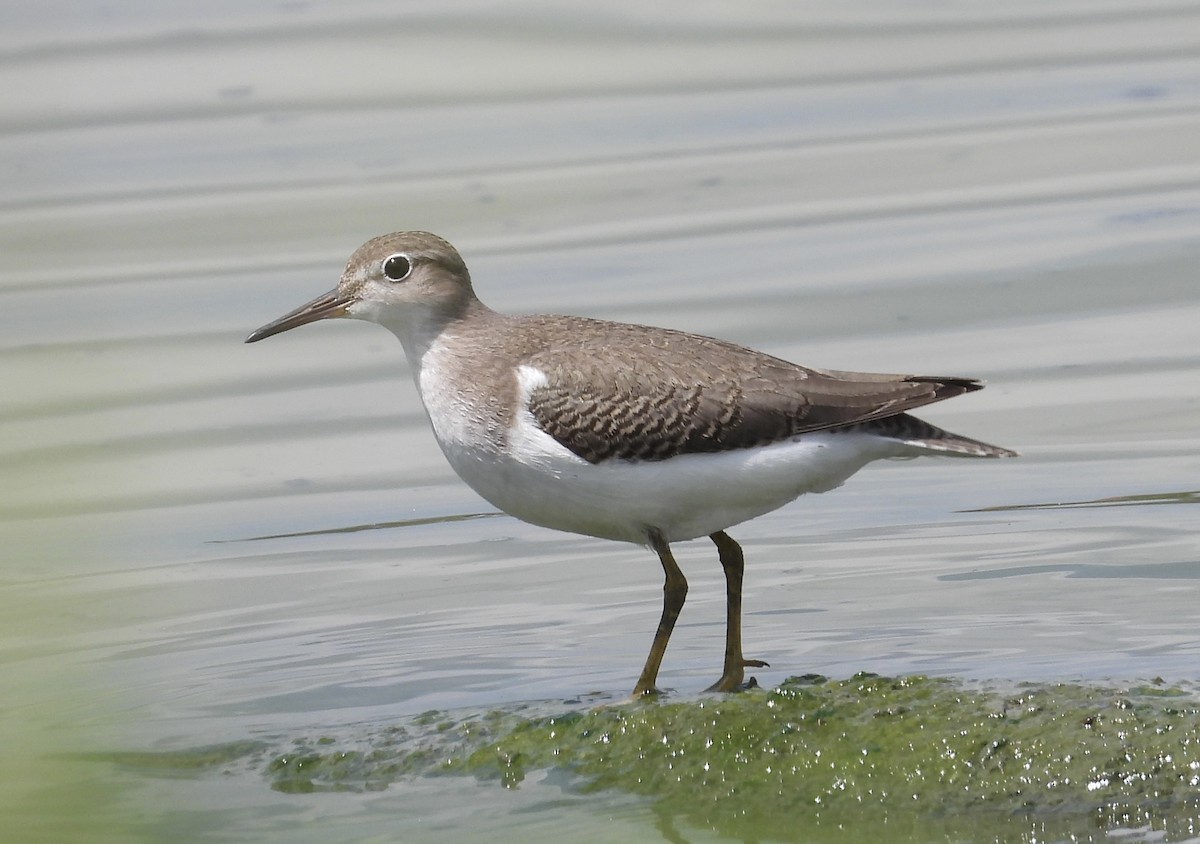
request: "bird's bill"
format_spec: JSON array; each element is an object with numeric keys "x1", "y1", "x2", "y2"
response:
[{"x1": 245, "y1": 288, "x2": 352, "y2": 343}]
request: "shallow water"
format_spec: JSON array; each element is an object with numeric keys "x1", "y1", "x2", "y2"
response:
[{"x1": 3, "y1": 2, "x2": 1200, "y2": 841}]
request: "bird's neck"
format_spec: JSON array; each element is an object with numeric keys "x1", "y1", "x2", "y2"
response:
[{"x1": 380, "y1": 295, "x2": 498, "y2": 372}]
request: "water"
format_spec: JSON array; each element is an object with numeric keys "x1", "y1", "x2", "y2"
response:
[{"x1": 3, "y1": 2, "x2": 1199, "y2": 841}]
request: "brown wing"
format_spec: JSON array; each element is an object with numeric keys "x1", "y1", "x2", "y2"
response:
[{"x1": 520, "y1": 319, "x2": 984, "y2": 464}]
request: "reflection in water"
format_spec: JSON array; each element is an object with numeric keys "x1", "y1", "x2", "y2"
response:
[
  {"x1": 966, "y1": 489, "x2": 1200, "y2": 511},
  {"x1": 220, "y1": 511, "x2": 501, "y2": 543}
]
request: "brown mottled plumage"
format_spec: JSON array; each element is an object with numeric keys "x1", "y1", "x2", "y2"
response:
[{"x1": 519, "y1": 321, "x2": 1004, "y2": 463}]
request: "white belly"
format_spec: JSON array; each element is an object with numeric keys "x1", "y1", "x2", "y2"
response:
[{"x1": 439, "y1": 418, "x2": 904, "y2": 545}]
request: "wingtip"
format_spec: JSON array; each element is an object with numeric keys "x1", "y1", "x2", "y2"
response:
[{"x1": 929, "y1": 376, "x2": 986, "y2": 394}]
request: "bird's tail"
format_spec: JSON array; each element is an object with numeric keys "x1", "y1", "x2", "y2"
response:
[{"x1": 847, "y1": 413, "x2": 1018, "y2": 458}]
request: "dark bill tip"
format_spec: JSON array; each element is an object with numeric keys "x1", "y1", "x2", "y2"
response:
[{"x1": 245, "y1": 288, "x2": 351, "y2": 343}]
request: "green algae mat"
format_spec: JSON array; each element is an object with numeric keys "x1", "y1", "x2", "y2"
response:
[{"x1": 107, "y1": 674, "x2": 1200, "y2": 841}]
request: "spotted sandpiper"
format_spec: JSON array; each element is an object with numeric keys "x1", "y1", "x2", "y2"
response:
[{"x1": 246, "y1": 231, "x2": 1016, "y2": 696}]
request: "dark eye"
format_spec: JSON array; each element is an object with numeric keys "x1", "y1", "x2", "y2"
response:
[{"x1": 382, "y1": 253, "x2": 412, "y2": 281}]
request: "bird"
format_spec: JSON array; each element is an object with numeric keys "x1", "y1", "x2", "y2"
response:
[{"x1": 245, "y1": 231, "x2": 1016, "y2": 696}]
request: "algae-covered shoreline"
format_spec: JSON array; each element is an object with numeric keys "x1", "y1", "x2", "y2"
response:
[{"x1": 251, "y1": 674, "x2": 1200, "y2": 841}]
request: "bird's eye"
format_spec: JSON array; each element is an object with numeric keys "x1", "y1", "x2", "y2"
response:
[{"x1": 382, "y1": 254, "x2": 412, "y2": 281}]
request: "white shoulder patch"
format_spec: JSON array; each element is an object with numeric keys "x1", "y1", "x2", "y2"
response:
[
  {"x1": 509, "y1": 364, "x2": 586, "y2": 466},
  {"x1": 514, "y1": 364, "x2": 549, "y2": 397}
]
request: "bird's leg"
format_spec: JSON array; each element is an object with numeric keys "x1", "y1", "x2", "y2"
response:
[
  {"x1": 706, "y1": 530, "x2": 768, "y2": 692},
  {"x1": 632, "y1": 530, "x2": 688, "y2": 697}
]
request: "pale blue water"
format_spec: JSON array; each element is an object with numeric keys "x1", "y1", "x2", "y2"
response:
[{"x1": 3, "y1": 3, "x2": 1199, "y2": 841}]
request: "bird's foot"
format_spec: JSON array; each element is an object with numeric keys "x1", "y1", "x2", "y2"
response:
[
  {"x1": 705, "y1": 659, "x2": 770, "y2": 693},
  {"x1": 630, "y1": 683, "x2": 671, "y2": 700}
]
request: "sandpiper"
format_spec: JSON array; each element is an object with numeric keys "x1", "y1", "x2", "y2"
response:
[{"x1": 246, "y1": 231, "x2": 1016, "y2": 696}]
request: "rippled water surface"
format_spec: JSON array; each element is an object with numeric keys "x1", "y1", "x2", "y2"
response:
[{"x1": 3, "y1": 2, "x2": 1199, "y2": 841}]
